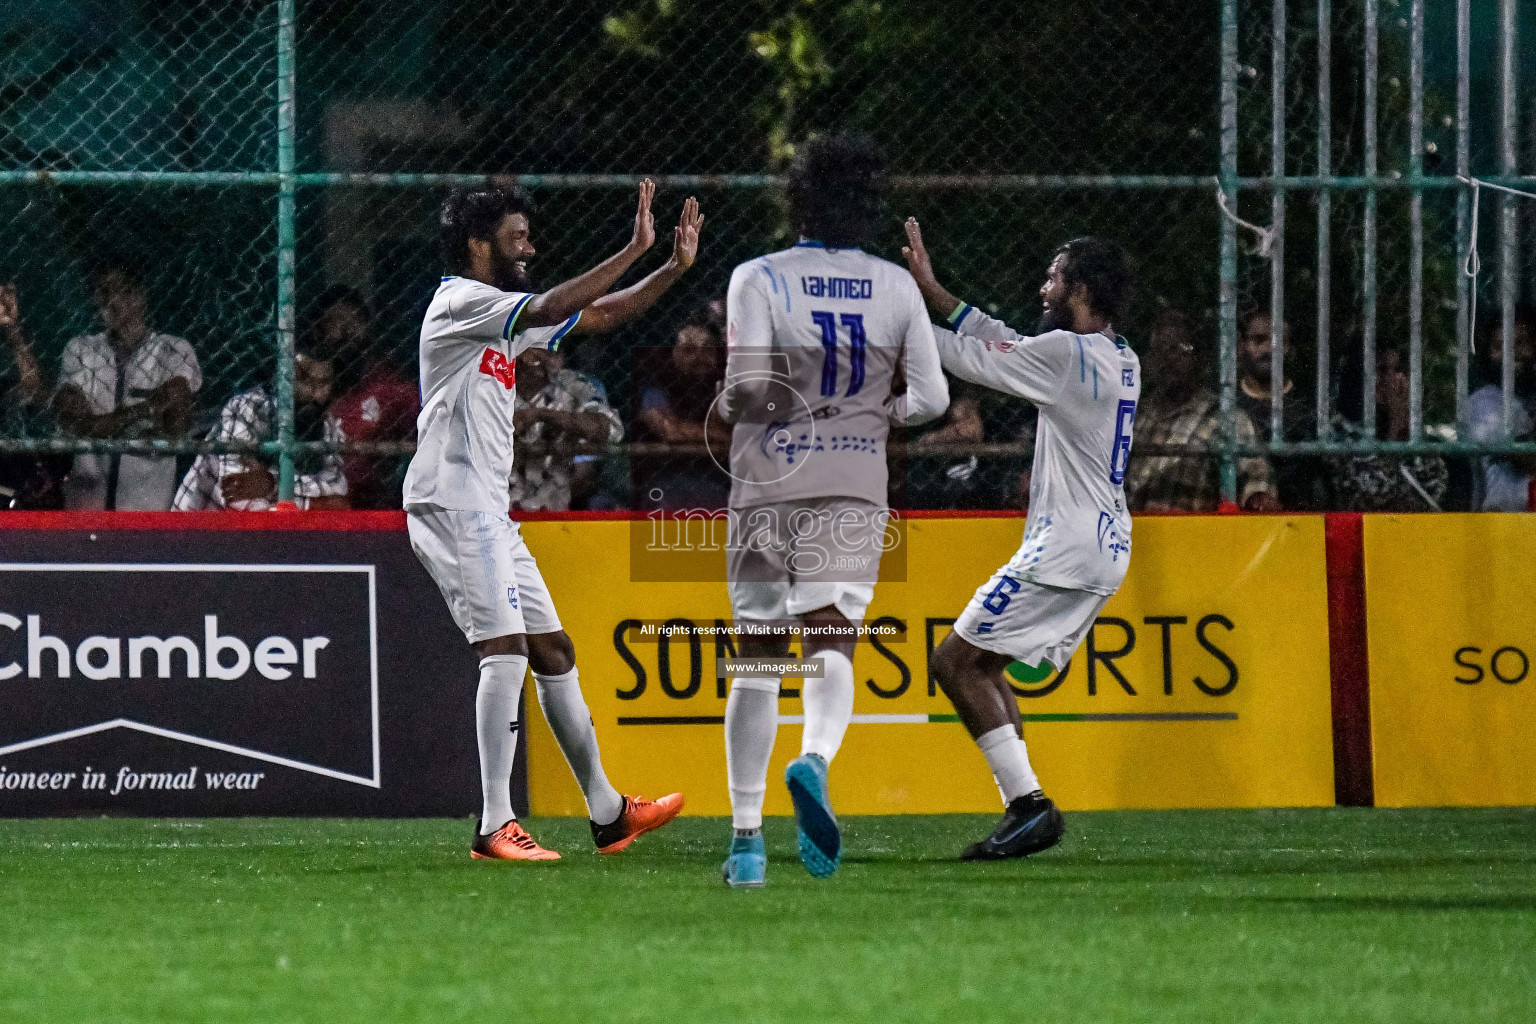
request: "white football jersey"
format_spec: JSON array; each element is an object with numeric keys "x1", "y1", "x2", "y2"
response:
[
  {"x1": 719, "y1": 242, "x2": 948, "y2": 508},
  {"x1": 403, "y1": 276, "x2": 579, "y2": 515},
  {"x1": 934, "y1": 307, "x2": 1141, "y2": 595}
]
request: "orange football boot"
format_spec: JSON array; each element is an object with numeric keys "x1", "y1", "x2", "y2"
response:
[
  {"x1": 470, "y1": 820, "x2": 561, "y2": 861},
  {"x1": 591, "y1": 793, "x2": 685, "y2": 854}
]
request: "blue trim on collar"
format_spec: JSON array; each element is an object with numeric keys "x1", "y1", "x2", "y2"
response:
[{"x1": 795, "y1": 238, "x2": 863, "y2": 252}]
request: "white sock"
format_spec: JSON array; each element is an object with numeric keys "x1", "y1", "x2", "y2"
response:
[
  {"x1": 534, "y1": 667, "x2": 624, "y2": 826},
  {"x1": 976, "y1": 724, "x2": 1041, "y2": 804},
  {"x1": 725, "y1": 677, "x2": 780, "y2": 830},
  {"x1": 476, "y1": 654, "x2": 527, "y2": 834},
  {"x1": 800, "y1": 650, "x2": 855, "y2": 763}
]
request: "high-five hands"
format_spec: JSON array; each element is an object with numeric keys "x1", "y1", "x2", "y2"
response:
[
  {"x1": 901, "y1": 217, "x2": 937, "y2": 290},
  {"x1": 670, "y1": 196, "x2": 704, "y2": 272},
  {"x1": 901, "y1": 216, "x2": 962, "y2": 316},
  {"x1": 631, "y1": 179, "x2": 657, "y2": 253}
]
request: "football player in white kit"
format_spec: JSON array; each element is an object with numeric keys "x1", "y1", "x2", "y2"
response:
[
  {"x1": 406, "y1": 181, "x2": 702, "y2": 860},
  {"x1": 902, "y1": 218, "x2": 1138, "y2": 861},
  {"x1": 716, "y1": 134, "x2": 949, "y2": 886}
]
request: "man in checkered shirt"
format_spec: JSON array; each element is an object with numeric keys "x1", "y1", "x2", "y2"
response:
[
  {"x1": 1124, "y1": 309, "x2": 1278, "y2": 512},
  {"x1": 507, "y1": 347, "x2": 622, "y2": 511},
  {"x1": 54, "y1": 260, "x2": 201, "y2": 510}
]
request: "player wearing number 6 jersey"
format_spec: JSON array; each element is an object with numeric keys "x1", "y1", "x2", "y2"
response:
[
  {"x1": 902, "y1": 220, "x2": 1138, "y2": 862},
  {"x1": 716, "y1": 133, "x2": 949, "y2": 887}
]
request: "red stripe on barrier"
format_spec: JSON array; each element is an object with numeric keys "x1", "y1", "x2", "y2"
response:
[
  {"x1": 0, "y1": 510, "x2": 408, "y2": 531},
  {"x1": 0, "y1": 507, "x2": 1285, "y2": 531},
  {"x1": 1324, "y1": 512, "x2": 1373, "y2": 806}
]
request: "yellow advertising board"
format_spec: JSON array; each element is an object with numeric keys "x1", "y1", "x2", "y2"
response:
[
  {"x1": 520, "y1": 515, "x2": 1334, "y2": 815},
  {"x1": 1366, "y1": 514, "x2": 1536, "y2": 807}
]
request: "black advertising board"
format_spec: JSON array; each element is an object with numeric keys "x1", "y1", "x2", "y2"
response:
[{"x1": 0, "y1": 514, "x2": 523, "y2": 816}]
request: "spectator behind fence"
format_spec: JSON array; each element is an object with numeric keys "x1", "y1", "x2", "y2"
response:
[
  {"x1": 634, "y1": 306, "x2": 731, "y2": 509},
  {"x1": 53, "y1": 260, "x2": 202, "y2": 510},
  {"x1": 317, "y1": 286, "x2": 419, "y2": 510},
  {"x1": 0, "y1": 279, "x2": 66, "y2": 508},
  {"x1": 1123, "y1": 309, "x2": 1279, "y2": 512},
  {"x1": 507, "y1": 347, "x2": 623, "y2": 512},
  {"x1": 1235, "y1": 308, "x2": 1325, "y2": 508},
  {"x1": 1464, "y1": 307, "x2": 1535, "y2": 512},
  {"x1": 1327, "y1": 345, "x2": 1448, "y2": 511},
  {"x1": 173, "y1": 347, "x2": 347, "y2": 511}
]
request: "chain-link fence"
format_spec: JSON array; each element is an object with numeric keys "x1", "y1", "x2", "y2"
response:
[
  {"x1": 1222, "y1": 0, "x2": 1536, "y2": 513},
  {"x1": 0, "y1": 0, "x2": 1531, "y2": 513}
]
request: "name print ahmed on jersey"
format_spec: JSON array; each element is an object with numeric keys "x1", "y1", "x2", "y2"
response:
[{"x1": 801, "y1": 275, "x2": 874, "y2": 299}]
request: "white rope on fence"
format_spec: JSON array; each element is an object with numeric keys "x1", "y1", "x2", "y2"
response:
[
  {"x1": 1457, "y1": 175, "x2": 1536, "y2": 356},
  {"x1": 1212, "y1": 177, "x2": 1275, "y2": 259}
]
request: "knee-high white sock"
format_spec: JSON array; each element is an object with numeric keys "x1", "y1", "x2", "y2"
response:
[
  {"x1": 725, "y1": 677, "x2": 780, "y2": 830},
  {"x1": 976, "y1": 724, "x2": 1041, "y2": 804},
  {"x1": 800, "y1": 650, "x2": 855, "y2": 763},
  {"x1": 476, "y1": 654, "x2": 527, "y2": 835},
  {"x1": 533, "y1": 667, "x2": 624, "y2": 826}
]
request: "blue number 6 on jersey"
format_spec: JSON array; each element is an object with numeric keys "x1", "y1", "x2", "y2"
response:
[
  {"x1": 982, "y1": 576, "x2": 1022, "y2": 615},
  {"x1": 1109, "y1": 399, "x2": 1137, "y2": 485}
]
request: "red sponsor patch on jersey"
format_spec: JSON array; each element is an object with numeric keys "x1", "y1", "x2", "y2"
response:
[{"x1": 478, "y1": 347, "x2": 516, "y2": 389}]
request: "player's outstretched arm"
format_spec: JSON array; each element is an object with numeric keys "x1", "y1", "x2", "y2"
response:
[
  {"x1": 570, "y1": 196, "x2": 704, "y2": 335},
  {"x1": 901, "y1": 217, "x2": 966, "y2": 320},
  {"x1": 519, "y1": 180, "x2": 659, "y2": 329},
  {"x1": 889, "y1": 291, "x2": 949, "y2": 426},
  {"x1": 904, "y1": 217, "x2": 1024, "y2": 345}
]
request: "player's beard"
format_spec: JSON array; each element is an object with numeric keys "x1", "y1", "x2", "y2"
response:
[
  {"x1": 490, "y1": 246, "x2": 534, "y2": 293},
  {"x1": 1037, "y1": 306, "x2": 1071, "y2": 333}
]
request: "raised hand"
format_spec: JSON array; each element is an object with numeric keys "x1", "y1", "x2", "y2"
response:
[
  {"x1": 901, "y1": 217, "x2": 936, "y2": 288},
  {"x1": 631, "y1": 178, "x2": 657, "y2": 253},
  {"x1": 901, "y1": 217, "x2": 962, "y2": 316},
  {"x1": 669, "y1": 196, "x2": 704, "y2": 271}
]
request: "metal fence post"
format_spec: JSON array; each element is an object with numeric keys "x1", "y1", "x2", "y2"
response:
[
  {"x1": 1408, "y1": 0, "x2": 1424, "y2": 442},
  {"x1": 1269, "y1": 0, "x2": 1287, "y2": 446},
  {"x1": 1455, "y1": 0, "x2": 1471, "y2": 423},
  {"x1": 1316, "y1": 0, "x2": 1332, "y2": 439},
  {"x1": 1362, "y1": 0, "x2": 1378, "y2": 438},
  {"x1": 275, "y1": 0, "x2": 298, "y2": 502},
  {"x1": 1498, "y1": 0, "x2": 1518, "y2": 438},
  {"x1": 1218, "y1": 0, "x2": 1240, "y2": 504}
]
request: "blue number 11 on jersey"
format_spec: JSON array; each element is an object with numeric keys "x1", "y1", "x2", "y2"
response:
[{"x1": 811, "y1": 310, "x2": 867, "y2": 397}]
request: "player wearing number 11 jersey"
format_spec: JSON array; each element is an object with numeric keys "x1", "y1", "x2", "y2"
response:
[
  {"x1": 902, "y1": 220, "x2": 1138, "y2": 862},
  {"x1": 716, "y1": 133, "x2": 949, "y2": 887}
]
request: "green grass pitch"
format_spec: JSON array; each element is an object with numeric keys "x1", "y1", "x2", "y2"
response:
[{"x1": 1, "y1": 810, "x2": 1532, "y2": 1023}]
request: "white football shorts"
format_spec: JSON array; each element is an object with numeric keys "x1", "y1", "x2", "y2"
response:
[
  {"x1": 726, "y1": 497, "x2": 888, "y2": 623},
  {"x1": 952, "y1": 572, "x2": 1110, "y2": 670},
  {"x1": 407, "y1": 506, "x2": 562, "y2": 643}
]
